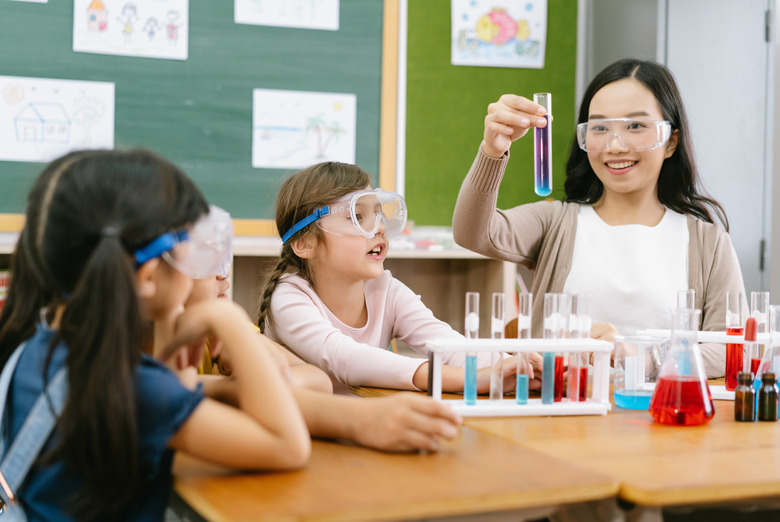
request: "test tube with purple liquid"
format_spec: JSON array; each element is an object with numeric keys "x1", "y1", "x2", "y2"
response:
[{"x1": 533, "y1": 93, "x2": 552, "y2": 197}]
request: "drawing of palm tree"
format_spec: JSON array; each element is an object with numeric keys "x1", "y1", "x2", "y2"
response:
[{"x1": 306, "y1": 115, "x2": 346, "y2": 158}]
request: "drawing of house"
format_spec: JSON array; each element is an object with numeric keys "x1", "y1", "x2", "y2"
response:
[
  {"x1": 14, "y1": 103, "x2": 71, "y2": 144},
  {"x1": 87, "y1": 0, "x2": 108, "y2": 32}
]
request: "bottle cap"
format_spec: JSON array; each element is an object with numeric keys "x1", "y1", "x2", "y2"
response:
[
  {"x1": 762, "y1": 372, "x2": 776, "y2": 383},
  {"x1": 737, "y1": 371, "x2": 753, "y2": 384},
  {"x1": 745, "y1": 317, "x2": 758, "y2": 342}
]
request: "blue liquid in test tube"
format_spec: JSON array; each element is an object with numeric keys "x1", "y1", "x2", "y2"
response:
[
  {"x1": 516, "y1": 374, "x2": 529, "y2": 405},
  {"x1": 465, "y1": 355, "x2": 477, "y2": 405},
  {"x1": 542, "y1": 351, "x2": 555, "y2": 404},
  {"x1": 533, "y1": 93, "x2": 552, "y2": 197}
]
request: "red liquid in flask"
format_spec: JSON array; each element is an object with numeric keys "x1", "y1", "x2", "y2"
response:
[
  {"x1": 579, "y1": 366, "x2": 588, "y2": 401},
  {"x1": 725, "y1": 326, "x2": 743, "y2": 391},
  {"x1": 554, "y1": 356, "x2": 564, "y2": 402},
  {"x1": 649, "y1": 376, "x2": 714, "y2": 426}
]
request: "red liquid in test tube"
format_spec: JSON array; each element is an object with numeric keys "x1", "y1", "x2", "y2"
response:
[{"x1": 725, "y1": 326, "x2": 744, "y2": 390}]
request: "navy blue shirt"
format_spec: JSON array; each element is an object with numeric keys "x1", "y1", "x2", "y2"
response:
[{"x1": 5, "y1": 323, "x2": 204, "y2": 521}]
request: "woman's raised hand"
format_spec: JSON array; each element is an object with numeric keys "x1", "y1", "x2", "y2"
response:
[{"x1": 482, "y1": 94, "x2": 549, "y2": 158}]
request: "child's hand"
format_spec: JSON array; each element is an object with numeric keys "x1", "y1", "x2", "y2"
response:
[
  {"x1": 351, "y1": 393, "x2": 462, "y2": 452},
  {"x1": 482, "y1": 94, "x2": 549, "y2": 158},
  {"x1": 475, "y1": 355, "x2": 523, "y2": 394}
]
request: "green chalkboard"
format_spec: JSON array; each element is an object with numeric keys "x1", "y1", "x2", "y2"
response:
[
  {"x1": 405, "y1": 0, "x2": 578, "y2": 225},
  {"x1": 0, "y1": 0, "x2": 384, "y2": 225}
]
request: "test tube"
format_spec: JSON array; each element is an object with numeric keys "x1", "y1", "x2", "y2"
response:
[
  {"x1": 464, "y1": 292, "x2": 479, "y2": 406},
  {"x1": 752, "y1": 291, "x2": 770, "y2": 374},
  {"x1": 769, "y1": 305, "x2": 780, "y2": 374},
  {"x1": 677, "y1": 289, "x2": 695, "y2": 310},
  {"x1": 725, "y1": 291, "x2": 746, "y2": 389},
  {"x1": 543, "y1": 293, "x2": 567, "y2": 404},
  {"x1": 515, "y1": 293, "x2": 532, "y2": 405},
  {"x1": 568, "y1": 294, "x2": 591, "y2": 402},
  {"x1": 533, "y1": 93, "x2": 552, "y2": 197},
  {"x1": 490, "y1": 293, "x2": 505, "y2": 401}
]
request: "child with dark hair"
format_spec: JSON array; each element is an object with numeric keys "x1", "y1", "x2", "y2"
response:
[{"x1": 0, "y1": 149, "x2": 310, "y2": 520}]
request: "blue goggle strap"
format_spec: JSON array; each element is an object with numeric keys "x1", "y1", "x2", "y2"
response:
[
  {"x1": 281, "y1": 206, "x2": 330, "y2": 243},
  {"x1": 133, "y1": 229, "x2": 189, "y2": 267}
]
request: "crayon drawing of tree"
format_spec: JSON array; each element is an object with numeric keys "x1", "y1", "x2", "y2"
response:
[{"x1": 305, "y1": 115, "x2": 345, "y2": 159}]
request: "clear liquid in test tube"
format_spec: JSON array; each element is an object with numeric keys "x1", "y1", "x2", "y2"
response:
[
  {"x1": 464, "y1": 292, "x2": 479, "y2": 405},
  {"x1": 533, "y1": 93, "x2": 552, "y2": 197},
  {"x1": 490, "y1": 293, "x2": 505, "y2": 401}
]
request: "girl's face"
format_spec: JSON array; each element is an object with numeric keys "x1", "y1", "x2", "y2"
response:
[
  {"x1": 309, "y1": 221, "x2": 388, "y2": 285},
  {"x1": 185, "y1": 273, "x2": 231, "y2": 306},
  {"x1": 586, "y1": 78, "x2": 677, "y2": 201},
  {"x1": 143, "y1": 259, "x2": 193, "y2": 321}
]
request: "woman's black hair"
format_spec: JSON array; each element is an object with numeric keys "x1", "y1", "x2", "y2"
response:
[
  {"x1": 564, "y1": 58, "x2": 728, "y2": 230},
  {"x1": 0, "y1": 149, "x2": 208, "y2": 519}
]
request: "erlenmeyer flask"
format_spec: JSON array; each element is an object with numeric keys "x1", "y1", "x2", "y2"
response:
[{"x1": 649, "y1": 308, "x2": 714, "y2": 426}]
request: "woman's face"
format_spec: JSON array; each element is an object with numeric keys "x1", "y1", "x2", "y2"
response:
[{"x1": 586, "y1": 78, "x2": 677, "y2": 201}]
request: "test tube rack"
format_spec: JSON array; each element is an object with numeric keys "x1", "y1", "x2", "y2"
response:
[
  {"x1": 638, "y1": 329, "x2": 779, "y2": 400},
  {"x1": 425, "y1": 337, "x2": 613, "y2": 417}
]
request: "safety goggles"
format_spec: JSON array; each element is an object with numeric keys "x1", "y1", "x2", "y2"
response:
[
  {"x1": 133, "y1": 205, "x2": 233, "y2": 279},
  {"x1": 281, "y1": 189, "x2": 407, "y2": 243},
  {"x1": 576, "y1": 118, "x2": 672, "y2": 153}
]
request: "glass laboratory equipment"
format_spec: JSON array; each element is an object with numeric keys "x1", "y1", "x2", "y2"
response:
[
  {"x1": 543, "y1": 293, "x2": 567, "y2": 404},
  {"x1": 614, "y1": 336, "x2": 665, "y2": 410},
  {"x1": 567, "y1": 294, "x2": 591, "y2": 402},
  {"x1": 734, "y1": 371, "x2": 756, "y2": 422},
  {"x1": 750, "y1": 291, "x2": 770, "y2": 375},
  {"x1": 649, "y1": 308, "x2": 714, "y2": 426},
  {"x1": 758, "y1": 372, "x2": 779, "y2": 422},
  {"x1": 756, "y1": 306, "x2": 780, "y2": 382},
  {"x1": 490, "y1": 293, "x2": 505, "y2": 401},
  {"x1": 533, "y1": 93, "x2": 552, "y2": 197},
  {"x1": 464, "y1": 292, "x2": 479, "y2": 406},
  {"x1": 677, "y1": 288, "x2": 695, "y2": 310},
  {"x1": 515, "y1": 293, "x2": 532, "y2": 405},
  {"x1": 725, "y1": 291, "x2": 746, "y2": 391}
]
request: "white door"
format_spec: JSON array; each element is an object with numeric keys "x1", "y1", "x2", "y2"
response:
[{"x1": 663, "y1": 0, "x2": 773, "y2": 294}]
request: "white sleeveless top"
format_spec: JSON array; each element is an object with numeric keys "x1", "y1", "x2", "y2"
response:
[{"x1": 562, "y1": 205, "x2": 689, "y2": 333}]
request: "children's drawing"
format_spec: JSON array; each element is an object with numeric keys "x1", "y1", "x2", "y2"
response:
[
  {"x1": 252, "y1": 89, "x2": 355, "y2": 169},
  {"x1": 235, "y1": 0, "x2": 339, "y2": 31},
  {"x1": 0, "y1": 76, "x2": 114, "y2": 163},
  {"x1": 73, "y1": 0, "x2": 189, "y2": 61},
  {"x1": 451, "y1": 0, "x2": 547, "y2": 69},
  {"x1": 9, "y1": 0, "x2": 49, "y2": 3}
]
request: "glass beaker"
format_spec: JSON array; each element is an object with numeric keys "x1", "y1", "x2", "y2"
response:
[
  {"x1": 649, "y1": 308, "x2": 714, "y2": 426},
  {"x1": 725, "y1": 291, "x2": 746, "y2": 391},
  {"x1": 750, "y1": 291, "x2": 770, "y2": 375},
  {"x1": 755, "y1": 305, "x2": 780, "y2": 382},
  {"x1": 614, "y1": 336, "x2": 666, "y2": 410}
]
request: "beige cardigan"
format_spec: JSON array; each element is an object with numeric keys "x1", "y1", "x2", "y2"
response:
[{"x1": 452, "y1": 147, "x2": 746, "y2": 378}]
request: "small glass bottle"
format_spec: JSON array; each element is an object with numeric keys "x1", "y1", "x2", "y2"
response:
[
  {"x1": 734, "y1": 371, "x2": 756, "y2": 422},
  {"x1": 758, "y1": 372, "x2": 779, "y2": 422}
]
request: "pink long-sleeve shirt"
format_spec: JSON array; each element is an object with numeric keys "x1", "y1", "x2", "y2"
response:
[{"x1": 264, "y1": 270, "x2": 489, "y2": 391}]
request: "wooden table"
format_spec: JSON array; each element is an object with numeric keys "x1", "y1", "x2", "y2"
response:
[
  {"x1": 173, "y1": 424, "x2": 618, "y2": 521},
  {"x1": 467, "y1": 396, "x2": 780, "y2": 508}
]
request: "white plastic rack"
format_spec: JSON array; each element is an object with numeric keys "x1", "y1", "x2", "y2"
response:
[{"x1": 425, "y1": 338, "x2": 613, "y2": 417}]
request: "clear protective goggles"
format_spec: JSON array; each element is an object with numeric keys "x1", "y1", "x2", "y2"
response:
[
  {"x1": 576, "y1": 118, "x2": 672, "y2": 153},
  {"x1": 133, "y1": 204, "x2": 233, "y2": 279},
  {"x1": 281, "y1": 189, "x2": 407, "y2": 243}
]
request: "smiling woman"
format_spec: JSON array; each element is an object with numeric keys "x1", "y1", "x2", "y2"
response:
[{"x1": 452, "y1": 58, "x2": 746, "y2": 380}]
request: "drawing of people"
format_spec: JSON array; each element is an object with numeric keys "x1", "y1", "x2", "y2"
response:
[
  {"x1": 117, "y1": 3, "x2": 138, "y2": 44},
  {"x1": 166, "y1": 10, "x2": 181, "y2": 45},
  {"x1": 143, "y1": 17, "x2": 161, "y2": 40}
]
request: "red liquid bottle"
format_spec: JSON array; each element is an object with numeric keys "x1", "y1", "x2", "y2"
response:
[
  {"x1": 725, "y1": 326, "x2": 743, "y2": 390},
  {"x1": 649, "y1": 308, "x2": 714, "y2": 426}
]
